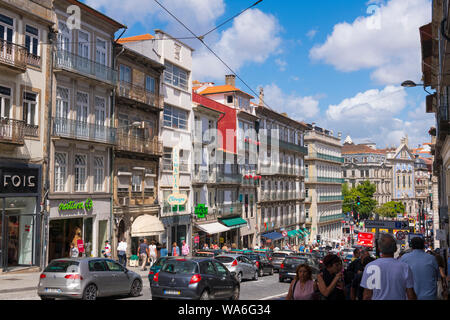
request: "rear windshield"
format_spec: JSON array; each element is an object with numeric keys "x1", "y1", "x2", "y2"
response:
[
  {"x1": 44, "y1": 260, "x2": 80, "y2": 273},
  {"x1": 245, "y1": 255, "x2": 259, "y2": 260},
  {"x1": 272, "y1": 253, "x2": 288, "y2": 258},
  {"x1": 161, "y1": 260, "x2": 198, "y2": 274},
  {"x1": 285, "y1": 257, "x2": 308, "y2": 264},
  {"x1": 215, "y1": 256, "x2": 234, "y2": 264},
  {"x1": 155, "y1": 258, "x2": 170, "y2": 267}
]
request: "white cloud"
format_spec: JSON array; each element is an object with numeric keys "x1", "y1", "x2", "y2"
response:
[
  {"x1": 309, "y1": 0, "x2": 431, "y2": 85},
  {"x1": 306, "y1": 29, "x2": 318, "y2": 39},
  {"x1": 275, "y1": 59, "x2": 287, "y2": 71},
  {"x1": 262, "y1": 83, "x2": 320, "y2": 121},
  {"x1": 192, "y1": 9, "x2": 282, "y2": 80}
]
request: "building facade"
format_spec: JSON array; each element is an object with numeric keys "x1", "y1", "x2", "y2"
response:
[
  {"x1": 304, "y1": 125, "x2": 344, "y2": 247},
  {"x1": 0, "y1": 0, "x2": 53, "y2": 271}
]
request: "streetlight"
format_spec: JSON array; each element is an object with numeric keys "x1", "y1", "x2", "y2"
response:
[{"x1": 401, "y1": 80, "x2": 433, "y2": 95}]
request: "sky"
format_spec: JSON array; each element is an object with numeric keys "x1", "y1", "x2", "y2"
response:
[{"x1": 84, "y1": 0, "x2": 434, "y2": 149}]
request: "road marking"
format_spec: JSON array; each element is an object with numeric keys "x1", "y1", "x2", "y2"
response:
[{"x1": 259, "y1": 292, "x2": 287, "y2": 300}]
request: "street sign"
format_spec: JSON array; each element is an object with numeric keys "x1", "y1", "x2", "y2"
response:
[
  {"x1": 357, "y1": 232, "x2": 374, "y2": 247},
  {"x1": 364, "y1": 220, "x2": 408, "y2": 230},
  {"x1": 282, "y1": 230, "x2": 288, "y2": 237}
]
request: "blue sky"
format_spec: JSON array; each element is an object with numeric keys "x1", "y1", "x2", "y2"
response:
[{"x1": 85, "y1": 0, "x2": 434, "y2": 149}]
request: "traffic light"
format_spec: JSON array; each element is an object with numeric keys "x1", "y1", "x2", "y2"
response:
[
  {"x1": 316, "y1": 235, "x2": 321, "y2": 243},
  {"x1": 356, "y1": 196, "x2": 361, "y2": 206}
]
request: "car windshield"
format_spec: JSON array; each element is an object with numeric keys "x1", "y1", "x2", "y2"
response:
[
  {"x1": 245, "y1": 254, "x2": 259, "y2": 260},
  {"x1": 272, "y1": 253, "x2": 288, "y2": 258},
  {"x1": 215, "y1": 256, "x2": 234, "y2": 264},
  {"x1": 44, "y1": 260, "x2": 80, "y2": 273},
  {"x1": 155, "y1": 258, "x2": 170, "y2": 267},
  {"x1": 161, "y1": 260, "x2": 198, "y2": 274},
  {"x1": 285, "y1": 257, "x2": 308, "y2": 264}
]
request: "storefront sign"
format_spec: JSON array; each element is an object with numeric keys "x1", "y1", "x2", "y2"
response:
[
  {"x1": 167, "y1": 193, "x2": 187, "y2": 206},
  {"x1": 0, "y1": 167, "x2": 39, "y2": 194},
  {"x1": 58, "y1": 198, "x2": 93, "y2": 212},
  {"x1": 195, "y1": 204, "x2": 208, "y2": 218}
]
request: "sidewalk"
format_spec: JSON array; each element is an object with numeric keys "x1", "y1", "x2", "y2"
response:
[{"x1": 0, "y1": 266, "x2": 151, "y2": 294}]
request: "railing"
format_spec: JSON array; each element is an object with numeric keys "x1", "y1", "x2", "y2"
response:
[
  {"x1": 26, "y1": 53, "x2": 41, "y2": 68},
  {"x1": 318, "y1": 195, "x2": 344, "y2": 202},
  {"x1": 319, "y1": 213, "x2": 345, "y2": 223},
  {"x1": 437, "y1": 102, "x2": 449, "y2": 138},
  {"x1": 217, "y1": 203, "x2": 242, "y2": 217},
  {"x1": 23, "y1": 124, "x2": 39, "y2": 137},
  {"x1": 279, "y1": 140, "x2": 308, "y2": 155},
  {"x1": 192, "y1": 169, "x2": 209, "y2": 184},
  {"x1": 52, "y1": 117, "x2": 116, "y2": 144},
  {"x1": 307, "y1": 152, "x2": 344, "y2": 163},
  {"x1": 54, "y1": 49, "x2": 117, "y2": 85},
  {"x1": 216, "y1": 172, "x2": 242, "y2": 184},
  {"x1": 116, "y1": 133, "x2": 162, "y2": 156},
  {"x1": 306, "y1": 176, "x2": 344, "y2": 184},
  {"x1": 0, "y1": 40, "x2": 27, "y2": 71},
  {"x1": 0, "y1": 118, "x2": 25, "y2": 144},
  {"x1": 117, "y1": 81, "x2": 164, "y2": 109}
]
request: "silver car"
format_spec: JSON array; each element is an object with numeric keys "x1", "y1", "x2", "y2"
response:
[
  {"x1": 214, "y1": 254, "x2": 258, "y2": 283},
  {"x1": 37, "y1": 258, "x2": 143, "y2": 300}
]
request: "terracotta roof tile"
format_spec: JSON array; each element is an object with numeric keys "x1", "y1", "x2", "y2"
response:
[
  {"x1": 117, "y1": 34, "x2": 154, "y2": 44},
  {"x1": 342, "y1": 144, "x2": 387, "y2": 155},
  {"x1": 199, "y1": 85, "x2": 254, "y2": 99}
]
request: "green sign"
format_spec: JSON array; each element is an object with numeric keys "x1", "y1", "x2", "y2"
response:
[
  {"x1": 195, "y1": 204, "x2": 208, "y2": 218},
  {"x1": 59, "y1": 198, "x2": 93, "y2": 212}
]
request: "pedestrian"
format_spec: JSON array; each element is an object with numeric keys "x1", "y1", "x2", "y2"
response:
[
  {"x1": 182, "y1": 240, "x2": 190, "y2": 256},
  {"x1": 300, "y1": 244, "x2": 305, "y2": 253},
  {"x1": 317, "y1": 254, "x2": 346, "y2": 300},
  {"x1": 431, "y1": 250, "x2": 448, "y2": 300},
  {"x1": 203, "y1": 243, "x2": 209, "y2": 250},
  {"x1": 171, "y1": 242, "x2": 180, "y2": 257},
  {"x1": 351, "y1": 248, "x2": 361, "y2": 262},
  {"x1": 286, "y1": 264, "x2": 319, "y2": 300},
  {"x1": 102, "y1": 240, "x2": 111, "y2": 259},
  {"x1": 400, "y1": 237, "x2": 440, "y2": 300},
  {"x1": 160, "y1": 243, "x2": 168, "y2": 257},
  {"x1": 149, "y1": 240, "x2": 157, "y2": 267},
  {"x1": 117, "y1": 238, "x2": 128, "y2": 267},
  {"x1": 222, "y1": 243, "x2": 228, "y2": 251},
  {"x1": 138, "y1": 239, "x2": 149, "y2": 271},
  {"x1": 361, "y1": 233, "x2": 416, "y2": 300},
  {"x1": 70, "y1": 243, "x2": 79, "y2": 258},
  {"x1": 350, "y1": 256, "x2": 375, "y2": 300}
]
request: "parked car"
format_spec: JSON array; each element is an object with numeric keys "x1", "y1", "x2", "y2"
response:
[
  {"x1": 279, "y1": 256, "x2": 320, "y2": 282},
  {"x1": 244, "y1": 253, "x2": 274, "y2": 277},
  {"x1": 148, "y1": 257, "x2": 175, "y2": 285},
  {"x1": 253, "y1": 249, "x2": 274, "y2": 262},
  {"x1": 214, "y1": 254, "x2": 259, "y2": 282},
  {"x1": 38, "y1": 258, "x2": 143, "y2": 300},
  {"x1": 296, "y1": 252, "x2": 320, "y2": 269},
  {"x1": 271, "y1": 251, "x2": 295, "y2": 273},
  {"x1": 150, "y1": 257, "x2": 239, "y2": 300}
]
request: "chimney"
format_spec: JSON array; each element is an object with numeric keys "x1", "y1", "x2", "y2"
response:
[
  {"x1": 225, "y1": 74, "x2": 236, "y2": 87},
  {"x1": 338, "y1": 132, "x2": 342, "y2": 139},
  {"x1": 259, "y1": 87, "x2": 265, "y2": 107}
]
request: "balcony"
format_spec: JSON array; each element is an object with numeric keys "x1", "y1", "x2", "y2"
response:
[
  {"x1": 279, "y1": 140, "x2": 308, "y2": 155},
  {"x1": 54, "y1": 49, "x2": 117, "y2": 86},
  {"x1": 117, "y1": 190, "x2": 157, "y2": 207},
  {"x1": 318, "y1": 195, "x2": 344, "y2": 202},
  {"x1": 305, "y1": 176, "x2": 345, "y2": 184},
  {"x1": 319, "y1": 213, "x2": 345, "y2": 223},
  {"x1": 0, "y1": 40, "x2": 27, "y2": 73},
  {"x1": 306, "y1": 152, "x2": 344, "y2": 163},
  {"x1": 437, "y1": 103, "x2": 449, "y2": 140},
  {"x1": 117, "y1": 81, "x2": 164, "y2": 110},
  {"x1": 52, "y1": 117, "x2": 116, "y2": 145},
  {"x1": 116, "y1": 133, "x2": 162, "y2": 156},
  {"x1": 217, "y1": 203, "x2": 243, "y2": 217},
  {"x1": 216, "y1": 172, "x2": 242, "y2": 184},
  {"x1": 192, "y1": 169, "x2": 209, "y2": 184},
  {"x1": 0, "y1": 118, "x2": 25, "y2": 145}
]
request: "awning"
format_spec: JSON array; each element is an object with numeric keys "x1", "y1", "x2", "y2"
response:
[
  {"x1": 261, "y1": 232, "x2": 284, "y2": 241},
  {"x1": 219, "y1": 217, "x2": 247, "y2": 229},
  {"x1": 131, "y1": 214, "x2": 165, "y2": 237},
  {"x1": 195, "y1": 222, "x2": 231, "y2": 235},
  {"x1": 287, "y1": 230, "x2": 298, "y2": 238}
]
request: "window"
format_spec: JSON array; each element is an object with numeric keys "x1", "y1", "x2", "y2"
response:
[
  {"x1": 0, "y1": 85, "x2": 12, "y2": 119},
  {"x1": 174, "y1": 43, "x2": 181, "y2": 61},
  {"x1": 94, "y1": 156, "x2": 104, "y2": 192},
  {"x1": 119, "y1": 64, "x2": 131, "y2": 83},
  {"x1": 96, "y1": 38, "x2": 107, "y2": 66},
  {"x1": 132, "y1": 173, "x2": 142, "y2": 192},
  {"x1": 145, "y1": 75, "x2": 156, "y2": 93},
  {"x1": 25, "y1": 25, "x2": 39, "y2": 57},
  {"x1": 164, "y1": 61, "x2": 188, "y2": 90},
  {"x1": 105, "y1": 260, "x2": 124, "y2": 272},
  {"x1": 163, "y1": 105, "x2": 188, "y2": 130},
  {"x1": 227, "y1": 95, "x2": 233, "y2": 104},
  {"x1": 57, "y1": 21, "x2": 71, "y2": 52},
  {"x1": 74, "y1": 154, "x2": 87, "y2": 192},
  {"x1": 54, "y1": 152, "x2": 67, "y2": 192},
  {"x1": 163, "y1": 147, "x2": 173, "y2": 171},
  {"x1": 88, "y1": 260, "x2": 107, "y2": 272},
  {"x1": 56, "y1": 87, "x2": 69, "y2": 119}
]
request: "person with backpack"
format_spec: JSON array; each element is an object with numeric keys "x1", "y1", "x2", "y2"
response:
[{"x1": 286, "y1": 264, "x2": 318, "y2": 300}]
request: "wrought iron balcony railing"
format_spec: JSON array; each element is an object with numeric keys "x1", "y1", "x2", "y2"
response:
[
  {"x1": 52, "y1": 117, "x2": 116, "y2": 144},
  {"x1": 216, "y1": 172, "x2": 242, "y2": 184},
  {"x1": 0, "y1": 40, "x2": 27, "y2": 71},
  {"x1": 54, "y1": 49, "x2": 117, "y2": 85},
  {"x1": 306, "y1": 152, "x2": 344, "y2": 163},
  {"x1": 116, "y1": 133, "x2": 162, "y2": 156},
  {"x1": 117, "y1": 81, "x2": 164, "y2": 109},
  {"x1": 0, "y1": 118, "x2": 25, "y2": 144},
  {"x1": 318, "y1": 195, "x2": 344, "y2": 202}
]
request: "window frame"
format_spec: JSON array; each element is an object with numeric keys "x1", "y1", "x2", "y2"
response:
[
  {"x1": 74, "y1": 153, "x2": 88, "y2": 192},
  {"x1": 54, "y1": 151, "x2": 68, "y2": 192},
  {"x1": 25, "y1": 24, "x2": 39, "y2": 57},
  {"x1": 94, "y1": 156, "x2": 105, "y2": 192}
]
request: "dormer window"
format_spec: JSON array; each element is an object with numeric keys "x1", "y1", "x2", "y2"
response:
[{"x1": 227, "y1": 95, "x2": 233, "y2": 104}]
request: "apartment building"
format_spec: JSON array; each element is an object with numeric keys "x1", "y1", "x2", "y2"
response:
[
  {"x1": 111, "y1": 42, "x2": 165, "y2": 257},
  {"x1": 0, "y1": 0, "x2": 53, "y2": 271},
  {"x1": 304, "y1": 124, "x2": 344, "y2": 247},
  {"x1": 46, "y1": 0, "x2": 125, "y2": 263},
  {"x1": 256, "y1": 89, "x2": 309, "y2": 248}
]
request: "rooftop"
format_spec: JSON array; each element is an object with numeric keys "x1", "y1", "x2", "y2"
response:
[
  {"x1": 342, "y1": 144, "x2": 387, "y2": 155},
  {"x1": 199, "y1": 84, "x2": 254, "y2": 99},
  {"x1": 117, "y1": 33, "x2": 154, "y2": 44}
]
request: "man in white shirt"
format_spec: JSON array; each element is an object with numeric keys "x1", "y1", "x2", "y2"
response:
[
  {"x1": 117, "y1": 239, "x2": 128, "y2": 267},
  {"x1": 149, "y1": 240, "x2": 157, "y2": 267}
]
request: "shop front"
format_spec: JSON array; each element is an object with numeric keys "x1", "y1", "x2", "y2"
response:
[
  {"x1": 47, "y1": 198, "x2": 111, "y2": 262},
  {"x1": 0, "y1": 162, "x2": 42, "y2": 271},
  {"x1": 160, "y1": 214, "x2": 191, "y2": 253}
]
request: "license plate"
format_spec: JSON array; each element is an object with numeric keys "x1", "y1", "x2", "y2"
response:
[
  {"x1": 164, "y1": 290, "x2": 180, "y2": 295},
  {"x1": 45, "y1": 288, "x2": 62, "y2": 293}
]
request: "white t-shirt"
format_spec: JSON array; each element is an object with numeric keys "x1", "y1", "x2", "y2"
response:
[
  {"x1": 117, "y1": 241, "x2": 127, "y2": 252},
  {"x1": 360, "y1": 257, "x2": 414, "y2": 300},
  {"x1": 149, "y1": 244, "x2": 157, "y2": 257}
]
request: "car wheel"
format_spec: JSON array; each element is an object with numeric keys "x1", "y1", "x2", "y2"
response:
[
  {"x1": 253, "y1": 270, "x2": 258, "y2": 281},
  {"x1": 270, "y1": 268, "x2": 274, "y2": 276},
  {"x1": 231, "y1": 287, "x2": 240, "y2": 300},
  {"x1": 82, "y1": 284, "x2": 98, "y2": 300},
  {"x1": 129, "y1": 279, "x2": 142, "y2": 297},
  {"x1": 40, "y1": 296, "x2": 55, "y2": 301},
  {"x1": 236, "y1": 272, "x2": 242, "y2": 283},
  {"x1": 258, "y1": 268, "x2": 264, "y2": 277},
  {"x1": 200, "y1": 290, "x2": 210, "y2": 300}
]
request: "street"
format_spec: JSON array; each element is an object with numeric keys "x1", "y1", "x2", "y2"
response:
[{"x1": 0, "y1": 271, "x2": 289, "y2": 301}]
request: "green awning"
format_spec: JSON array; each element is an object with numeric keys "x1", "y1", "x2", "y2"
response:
[
  {"x1": 220, "y1": 217, "x2": 248, "y2": 229},
  {"x1": 287, "y1": 230, "x2": 298, "y2": 238}
]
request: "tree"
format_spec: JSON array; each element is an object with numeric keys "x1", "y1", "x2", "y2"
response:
[
  {"x1": 375, "y1": 201, "x2": 405, "y2": 219},
  {"x1": 342, "y1": 181, "x2": 377, "y2": 220}
]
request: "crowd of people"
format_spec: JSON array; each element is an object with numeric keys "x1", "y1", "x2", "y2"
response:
[{"x1": 287, "y1": 234, "x2": 449, "y2": 300}]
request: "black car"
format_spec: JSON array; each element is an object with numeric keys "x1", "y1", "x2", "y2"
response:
[
  {"x1": 244, "y1": 253, "x2": 274, "y2": 277},
  {"x1": 150, "y1": 257, "x2": 240, "y2": 300},
  {"x1": 279, "y1": 256, "x2": 320, "y2": 283},
  {"x1": 296, "y1": 252, "x2": 320, "y2": 269},
  {"x1": 271, "y1": 251, "x2": 294, "y2": 273}
]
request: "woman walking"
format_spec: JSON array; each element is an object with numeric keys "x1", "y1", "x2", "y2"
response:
[
  {"x1": 171, "y1": 242, "x2": 180, "y2": 257},
  {"x1": 286, "y1": 264, "x2": 318, "y2": 300},
  {"x1": 317, "y1": 254, "x2": 346, "y2": 300}
]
